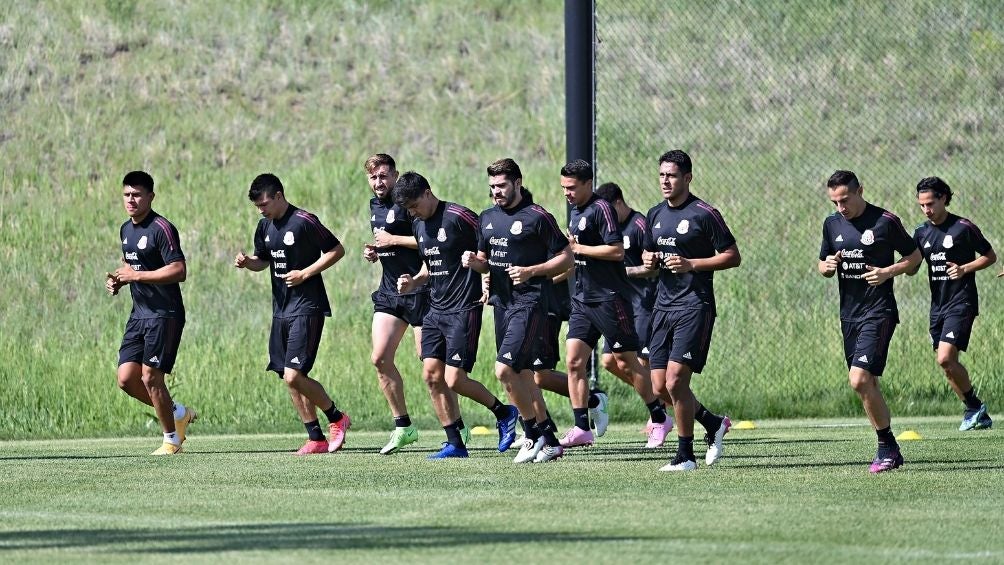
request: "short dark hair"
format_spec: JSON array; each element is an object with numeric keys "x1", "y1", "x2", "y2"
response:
[
  {"x1": 487, "y1": 158, "x2": 522, "y2": 183},
  {"x1": 248, "y1": 173, "x2": 284, "y2": 201},
  {"x1": 560, "y1": 159, "x2": 593, "y2": 181},
  {"x1": 595, "y1": 182, "x2": 623, "y2": 203},
  {"x1": 658, "y1": 150, "x2": 692, "y2": 174},
  {"x1": 364, "y1": 153, "x2": 396, "y2": 173},
  {"x1": 122, "y1": 170, "x2": 154, "y2": 193},
  {"x1": 916, "y1": 176, "x2": 953, "y2": 206},
  {"x1": 827, "y1": 170, "x2": 860, "y2": 191},
  {"x1": 393, "y1": 171, "x2": 431, "y2": 206}
]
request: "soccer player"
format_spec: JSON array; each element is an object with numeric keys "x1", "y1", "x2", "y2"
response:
[
  {"x1": 641, "y1": 150, "x2": 739, "y2": 471},
  {"x1": 818, "y1": 169, "x2": 921, "y2": 473},
  {"x1": 393, "y1": 171, "x2": 519, "y2": 459},
  {"x1": 106, "y1": 171, "x2": 197, "y2": 455},
  {"x1": 595, "y1": 182, "x2": 673, "y2": 448},
  {"x1": 561, "y1": 159, "x2": 665, "y2": 448},
  {"x1": 463, "y1": 158, "x2": 572, "y2": 463},
  {"x1": 234, "y1": 173, "x2": 351, "y2": 455},
  {"x1": 908, "y1": 177, "x2": 995, "y2": 430},
  {"x1": 362, "y1": 154, "x2": 432, "y2": 454}
]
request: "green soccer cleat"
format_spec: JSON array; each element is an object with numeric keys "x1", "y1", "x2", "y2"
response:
[{"x1": 379, "y1": 425, "x2": 419, "y2": 455}]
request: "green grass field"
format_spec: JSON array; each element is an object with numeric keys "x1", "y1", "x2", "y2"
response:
[{"x1": 1, "y1": 418, "x2": 1001, "y2": 563}]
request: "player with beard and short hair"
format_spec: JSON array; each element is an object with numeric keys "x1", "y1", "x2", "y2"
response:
[
  {"x1": 106, "y1": 171, "x2": 197, "y2": 455},
  {"x1": 234, "y1": 173, "x2": 351, "y2": 455},
  {"x1": 641, "y1": 150, "x2": 739, "y2": 471},
  {"x1": 463, "y1": 158, "x2": 573, "y2": 463},
  {"x1": 908, "y1": 176, "x2": 996, "y2": 431},
  {"x1": 394, "y1": 171, "x2": 519, "y2": 459},
  {"x1": 818, "y1": 169, "x2": 921, "y2": 473}
]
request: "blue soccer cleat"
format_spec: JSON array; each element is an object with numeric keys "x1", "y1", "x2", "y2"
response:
[
  {"x1": 428, "y1": 443, "x2": 469, "y2": 459},
  {"x1": 960, "y1": 404, "x2": 992, "y2": 431},
  {"x1": 496, "y1": 405, "x2": 519, "y2": 452}
]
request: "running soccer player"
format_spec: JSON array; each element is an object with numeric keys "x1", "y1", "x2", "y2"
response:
[
  {"x1": 641, "y1": 150, "x2": 738, "y2": 471},
  {"x1": 908, "y1": 176, "x2": 995, "y2": 430},
  {"x1": 818, "y1": 169, "x2": 921, "y2": 473},
  {"x1": 393, "y1": 171, "x2": 519, "y2": 459},
  {"x1": 362, "y1": 153, "x2": 433, "y2": 454},
  {"x1": 595, "y1": 182, "x2": 673, "y2": 448},
  {"x1": 234, "y1": 173, "x2": 351, "y2": 455},
  {"x1": 463, "y1": 158, "x2": 572, "y2": 463},
  {"x1": 106, "y1": 171, "x2": 196, "y2": 455},
  {"x1": 561, "y1": 159, "x2": 661, "y2": 448}
]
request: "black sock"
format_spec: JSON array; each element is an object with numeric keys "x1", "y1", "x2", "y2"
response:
[
  {"x1": 694, "y1": 402, "x2": 722, "y2": 433},
  {"x1": 587, "y1": 390, "x2": 603, "y2": 409},
  {"x1": 490, "y1": 399, "x2": 510, "y2": 420},
  {"x1": 394, "y1": 414, "x2": 412, "y2": 428},
  {"x1": 524, "y1": 418, "x2": 540, "y2": 441},
  {"x1": 321, "y1": 403, "x2": 343, "y2": 424},
  {"x1": 677, "y1": 435, "x2": 695, "y2": 460},
  {"x1": 647, "y1": 400, "x2": 667, "y2": 424},
  {"x1": 304, "y1": 420, "x2": 325, "y2": 441},
  {"x1": 963, "y1": 388, "x2": 983, "y2": 411},
  {"x1": 573, "y1": 408, "x2": 590, "y2": 431},
  {"x1": 444, "y1": 423, "x2": 465, "y2": 447},
  {"x1": 455, "y1": 417, "x2": 466, "y2": 431},
  {"x1": 536, "y1": 420, "x2": 560, "y2": 446},
  {"x1": 876, "y1": 426, "x2": 898, "y2": 455},
  {"x1": 518, "y1": 416, "x2": 527, "y2": 434}
]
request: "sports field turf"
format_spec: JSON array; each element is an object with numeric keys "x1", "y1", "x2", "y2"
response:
[{"x1": 2, "y1": 417, "x2": 1001, "y2": 564}]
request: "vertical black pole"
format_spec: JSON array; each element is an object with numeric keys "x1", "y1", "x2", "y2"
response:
[{"x1": 565, "y1": 0, "x2": 600, "y2": 390}]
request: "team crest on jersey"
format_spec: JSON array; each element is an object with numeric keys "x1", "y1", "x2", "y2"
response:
[
  {"x1": 510, "y1": 221, "x2": 523, "y2": 235},
  {"x1": 137, "y1": 236, "x2": 148, "y2": 250},
  {"x1": 676, "y1": 220, "x2": 689, "y2": 235},
  {"x1": 623, "y1": 235, "x2": 631, "y2": 249},
  {"x1": 860, "y1": 229, "x2": 874, "y2": 246},
  {"x1": 437, "y1": 228, "x2": 447, "y2": 242},
  {"x1": 283, "y1": 231, "x2": 295, "y2": 245},
  {"x1": 943, "y1": 235, "x2": 954, "y2": 249},
  {"x1": 577, "y1": 217, "x2": 586, "y2": 231},
  {"x1": 386, "y1": 209, "x2": 396, "y2": 224}
]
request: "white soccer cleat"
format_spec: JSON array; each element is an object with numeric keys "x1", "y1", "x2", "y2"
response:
[
  {"x1": 704, "y1": 416, "x2": 731, "y2": 466},
  {"x1": 589, "y1": 392, "x2": 610, "y2": 437},
  {"x1": 513, "y1": 436, "x2": 545, "y2": 464}
]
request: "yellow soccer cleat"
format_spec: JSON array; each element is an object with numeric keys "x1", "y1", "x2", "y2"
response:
[
  {"x1": 175, "y1": 406, "x2": 198, "y2": 443},
  {"x1": 151, "y1": 442, "x2": 183, "y2": 455}
]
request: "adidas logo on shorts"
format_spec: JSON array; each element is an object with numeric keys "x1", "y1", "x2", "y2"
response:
[
  {"x1": 149, "y1": 356, "x2": 160, "y2": 364},
  {"x1": 946, "y1": 331, "x2": 955, "y2": 339},
  {"x1": 290, "y1": 356, "x2": 300, "y2": 364},
  {"x1": 451, "y1": 353, "x2": 462, "y2": 361},
  {"x1": 502, "y1": 352, "x2": 512, "y2": 360},
  {"x1": 682, "y1": 352, "x2": 692, "y2": 360},
  {"x1": 858, "y1": 355, "x2": 869, "y2": 363}
]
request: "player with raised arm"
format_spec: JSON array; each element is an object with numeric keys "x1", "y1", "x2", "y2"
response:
[
  {"x1": 234, "y1": 173, "x2": 350, "y2": 455},
  {"x1": 107, "y1": 171, "x2": 196, "y2": 455}
]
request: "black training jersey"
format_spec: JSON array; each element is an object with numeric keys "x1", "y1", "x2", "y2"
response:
[
  {"x1": 413, "y1": 201, "x2": 482, "y2": 312},
  {"x1": 819, "y1": 203, "x2": 917, "y2": 322},
  {"x1": 568, "y1": 194, "x2": 631, "y2": 302},
  {"x1": 643, "y1": 195, "x2": 736, "y2": 315},
  {"x1": 120, "y1": 211, "x2": 185, "y2": 319},
  {"x1": 478, "y1": 191, "x2": 567, "y2": 309},
  {"x1": 914, "y1": 213, "x2": 992, "y2": 316},
  {"x1": 370, "y1": 196, "x2": 425, "y2": 295},
  {"x1": 253, "y1": 205, "x2": 340, "y2": 318},
  {"x1": 621, "y1": 209, "x2": 657, "y2": 308}
]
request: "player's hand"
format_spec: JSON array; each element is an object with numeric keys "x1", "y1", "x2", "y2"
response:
[
  {"x1": 664, "y1": 254, "x2": 693, "y2": 274},
  {"x1": 461, "y1": 250, "x2": 476, "y2": 268},
  {"x1": 235, "y1": 251, "x2": 250, "y2": 269},
  {"x1": 821, "y1": 250, "x2": 842, "y2": 276},
  {"x1": 372, "y1": 229, "x2": 394, "y2": 248},
  {"x1": 105, "y1": 272, "x2": 121, "y2": 295},
  {"x1": 113, "y1": 261, "x2": 137, "y2": 283},
  {"x1": 946, "y1": 261, "x2": 965, "y2": 280},
  {"x1": 642, "y1": 250, "x2": 662, "y2": 270},
  {"x1": 279, "y1": 270, "x2": 309, "y2": 287},
  {"x1": 507, "y1": 265, "x2": 531, "y2": 285},
  {"x1": 397, "y1": 274, "x2": 415, "y2": 294},
  {"x1": 480, "y1": 275, "x2": 490, "y2": 304},
  {"x1": 566, "y1": 232, "x2": 579, "y2": 254},
  {"x1": 363, "y1": 244, "x2": 378, "y2": 263},
  {"x1": 863, "y1": 265, "x2": 891, "y2": 286}
]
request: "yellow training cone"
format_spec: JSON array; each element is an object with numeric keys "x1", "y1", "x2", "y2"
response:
[
  {"x1": 734, "y1": 420, "x2": 757, "y2": 430},
  {"x1": 471, "y1": 426, "x2": 492, "y2": 435},
  {"x1": 897, "y1": 430, "x2": 922, "y2": 441}
]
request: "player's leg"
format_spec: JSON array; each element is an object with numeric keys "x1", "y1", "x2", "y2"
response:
[
  {"x1": 141, "y1": 365, "x2": 181, "y2": 455},
  {"x1": 117, "y1": 319, "x2": 152, "y2": 404},
  {"x1": 372, "y1": 312, "x2": 420, "y2": 454},
  {"x1": 847, "y1": 318, "x2": 902, "y2": 473},
  {"x1": 141, "y1": 318, "x2": 195, "y2": 455},
  {"x1": 934, "y1": 312, "x2": 991, "y2": 430}
]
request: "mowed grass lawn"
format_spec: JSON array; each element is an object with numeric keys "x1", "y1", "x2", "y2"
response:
[{"x1": 1, "y1": 418, "x2": 1001, "y2": 564}]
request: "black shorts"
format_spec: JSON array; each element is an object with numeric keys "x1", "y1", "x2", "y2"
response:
[
  {"x1": 534, "y1": 313, "x2": 563, "y2": 371},
  {"x1": 118, "y1": 317, "x2": 185, "y2": 374},
  {"x1": 603, "y1": 299, "x2": 652, "y2": 359},
  {"x1": 930, "y1": 307, "x2": 976, "y2": 352},
  {"x1": 268, "y1": 315, "x2": 325, "y2": 377},
  {"x1": 421, "y1": 306, "x2": 482, "y2": 373},
  {"x1": 567, "y1": 296, "x2": 639, "y2": 353},
  {"x1": 648, "y1": 309, "x2": 715, "y2": 373},
  {"x1": 493, "y1": 304, "x2": 546, "y2": 372},
  {"x1": 372, "y1": 289, "x2": 429, "y2": 327},
  {"x1": 842, "y1": 316, "x2": 897, "y2": 376}
]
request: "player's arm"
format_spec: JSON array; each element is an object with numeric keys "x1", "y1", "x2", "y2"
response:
[
  {"x1": 235, "y1": 251, "x2": 269, "y2": 272},
  {"x1": 373, "y1": 230, "x2": 418, "y2": 249},
  {"x1": 507, "y1": 245, "x2": 574, "y2": 285},
  {"x1": 571, "y1": 240, "x2": 624, "y2": 261},
  {"x1": 626, "y1": 265, "x2": 658, "y2": 279},
  {"x1": 281, "y1": 244, "x2": 345, "y2": 287},
  {"x1": 113, "y1": 260, "x2": 187, "y2": 285},
  {"x1": 552, "y1": 266, "x2": 572, "y2": 283},
  {"x1": 462, "y1": 250, "x2": 490, "y2": 274},
  {"x1": 946, "y1": 248, "x2": 996, "y2": 280},
  {"x1": 397, "y1": 262, "x2": 429, "y2": 294},
  {"x1": 667, "y1": 244, "x2": 741, "y2": 273},
  {"x1": 863, "y1": 249, "x2": 922, "y2": 286}
]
